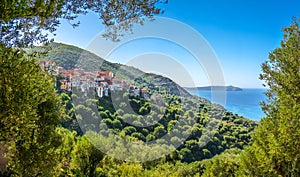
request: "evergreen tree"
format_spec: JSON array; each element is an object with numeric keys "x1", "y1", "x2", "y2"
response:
[
  {"x1": 0, "y1": 45, "x2": 64, "y2": 176},
  {"x1": 239, "y1": 18, "x2": 300, "y2": 176}
]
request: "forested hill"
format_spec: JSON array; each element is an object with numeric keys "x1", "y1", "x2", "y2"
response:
[{"x1": 39, "y1": 42, "x2": 258, "y2": 164}]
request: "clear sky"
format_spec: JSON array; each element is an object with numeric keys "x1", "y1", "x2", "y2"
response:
[{"x1": 53, "y1": 0, "x2": 300, "y2": 88}]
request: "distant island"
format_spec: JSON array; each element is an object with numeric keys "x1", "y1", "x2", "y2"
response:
[{"x1": 185, "y1": 85, "x2": 243, "y2": 91}]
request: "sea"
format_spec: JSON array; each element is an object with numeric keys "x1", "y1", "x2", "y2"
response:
[{"x1": 185, "y1": 88, "x2": 267, "y2": 121}]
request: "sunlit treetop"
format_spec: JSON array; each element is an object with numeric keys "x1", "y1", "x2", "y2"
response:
[{"x1": 0, "y1": 0, "x2": 168, "y2": 47}]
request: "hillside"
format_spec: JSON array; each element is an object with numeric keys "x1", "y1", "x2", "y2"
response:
[
  {"x1": 40, "y1": 42, "x2": 258, "y2": 163},
  {"x1": 40, "y1": 42, "x2": 192, "y2": 98}
]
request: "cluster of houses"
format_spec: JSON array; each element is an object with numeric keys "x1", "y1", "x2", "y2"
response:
[{"x1": 38, "y1": 60, "x2": 150, "y2": 100}]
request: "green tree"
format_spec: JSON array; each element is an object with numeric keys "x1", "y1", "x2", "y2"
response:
[
  {"x1": 56, "y1": 128, "x2": 77, "y2": 176},
  {"x1": 70, "y1": 135, "x2": 105, "y2": 177},
  {"x1": 0, "y1": 46, "x2": 64, "y2": 176},
  {"x1": 239, "y1": 18, "x2": 300, "y2": 176},
  {"x1": 153, "y1": 125, "x2": 167, "y2": 139},
  {"x1": 116, "y1": 163, "x2": 143, "y2": 177},
  {"x1": 202, "y1": 149, "x2": 241, "y2": 177}
]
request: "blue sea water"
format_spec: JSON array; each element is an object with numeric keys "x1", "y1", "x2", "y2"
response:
[{"x1": 185, "y1": 88, "x2": 267, "y2": 121}]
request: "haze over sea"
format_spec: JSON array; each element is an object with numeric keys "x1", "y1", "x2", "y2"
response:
[{"x1": 185, "y1": 88, "x2": 267, "y2": 121}]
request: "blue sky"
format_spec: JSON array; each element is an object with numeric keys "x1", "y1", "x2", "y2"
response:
[{"x1": 53, "y1": 0, "x2": 300, "y2": 88}]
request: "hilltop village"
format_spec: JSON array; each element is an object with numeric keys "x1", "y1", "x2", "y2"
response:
[{"x1": 38, "y1": 60, "x2": 150, "y2": 100}]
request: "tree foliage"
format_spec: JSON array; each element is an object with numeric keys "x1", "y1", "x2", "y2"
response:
[
  {"x1": 0, "y1": 0, "x2": 167, "y2": 47},
  {"x1": 70, "y1": 135, "x2": 105, "y2": 177},
  {"x1": 0, "y1": 45, "x2": 64, "y2": 176},
  {"x1": 239, "y1": 18, "x2": 300, "y2": 176},
  {"x1": 201, "y1": 148, "x2": 241, "y2": 177}
]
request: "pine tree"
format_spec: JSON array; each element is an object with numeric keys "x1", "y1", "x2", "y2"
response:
[{"x1": 239, "y1": 18, "x2": 300, "y2": 176}]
